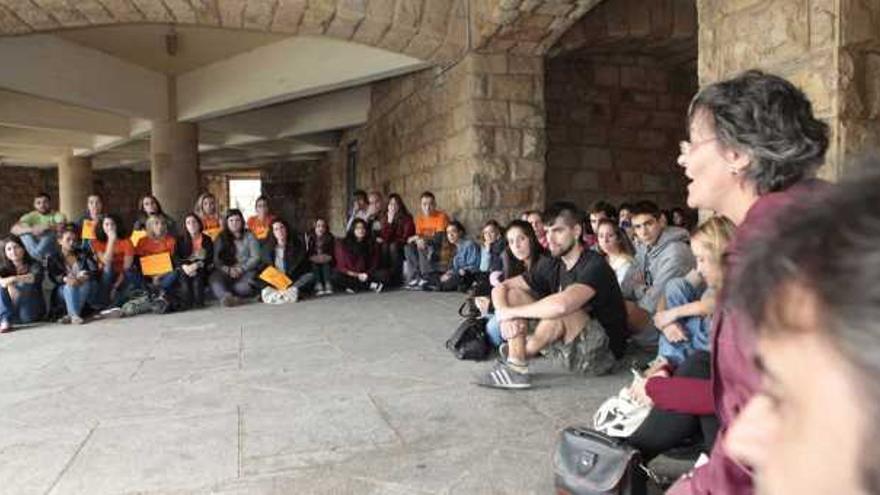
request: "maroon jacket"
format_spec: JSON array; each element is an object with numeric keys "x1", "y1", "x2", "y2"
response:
[
  {"x1": 379, "y1": 213, "x2": 415, "y2": 245},
  {"x1": 669, "y1": 180, "x2": 828, "y2": 495},
  {"x1": 334, "y1": 239, "x2": 380, "y2": 275}
]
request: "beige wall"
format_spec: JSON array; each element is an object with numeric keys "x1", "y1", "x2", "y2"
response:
[
  {"x1": 545, "y1": 52, "x2": 695, "y2": 209},
  {"x1": 0, "y1": 166, "x2": 151, "y2": 233},
  {"x1": 697, "y1": 0, "x2": 880, "y2": 180},
  {"x1": 319, "y1": 51, "x2": 547, "y2": 236}
]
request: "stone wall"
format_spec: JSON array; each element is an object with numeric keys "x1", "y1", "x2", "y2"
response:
[
  {"x1": 0, "y1": 166, "x2": 151, "y2": 234},
  {"x1": 696, "y1": 0, "x2": 880, "y2": 180},
  {"x1": 545, "y1": 53, "x2": 695, "y2": 209},
  {"x1": 838, "y1": 0, "x2": 880, "y2": 170},
  {"x1": 199, "y1": 163, "x2": 326, "y2": 235},
  {"x1": 318, "y1": 51, "x2": 547, "y2": 236}
]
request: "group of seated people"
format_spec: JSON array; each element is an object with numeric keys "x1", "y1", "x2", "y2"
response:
[
  {"x1": 469, "y1": 69, "x2": 874, "y2": 495},
  {"x1": 1, "y1": 69, "x2": 877, "y2": 495}
]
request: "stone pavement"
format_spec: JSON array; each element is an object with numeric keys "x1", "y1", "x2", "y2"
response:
[{"x1": 0, "y1": 291, "x2": 678, "y2": 494}]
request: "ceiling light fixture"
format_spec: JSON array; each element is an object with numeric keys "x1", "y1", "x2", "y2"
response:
[{"x1": 165, "y1": 25, "x2": 178, "y2": 57}]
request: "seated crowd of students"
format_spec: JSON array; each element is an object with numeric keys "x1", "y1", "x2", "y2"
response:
[
  {"x1": 0, "y1": 185, "x2": 696, "y2": 336},
  {"x1": 2, "y1": 69, "x2": 878, "y2": 494}
]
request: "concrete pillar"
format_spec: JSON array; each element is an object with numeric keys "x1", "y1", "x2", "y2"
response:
[
  {"x1": 58, "y1": 154, "x2": 92, "y2": 219},
  {"x1": 150, "y1": 120, "x2": 199, "y2": 220}
]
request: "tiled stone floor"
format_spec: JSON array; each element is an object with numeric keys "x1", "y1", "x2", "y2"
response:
[{"x1": 0, "y1": 291, "x2": 682, "y2": 494}]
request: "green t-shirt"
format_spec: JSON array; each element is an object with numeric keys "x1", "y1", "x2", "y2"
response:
[{"x1": 18, "y1": 210, "x2": 65, "y2": 228}]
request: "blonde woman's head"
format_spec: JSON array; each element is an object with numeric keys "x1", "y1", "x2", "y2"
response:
[{"x1": 691, "y1": 216, "x2": 736, "y2": 288}]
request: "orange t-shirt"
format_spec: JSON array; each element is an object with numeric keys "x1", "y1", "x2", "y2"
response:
[
  {"x1": 135, "y1": 235, "x2": 177, "y2": 257},
  {"x1": 91, "y1": 238, "x2": 135, "y2": 274},
  {"x1": 415, "y1": 211, "x2": 450, "y2": 238},
  {"x1": 200, "y1": 215, "x2": 221, "y2": 231},
  {"x1": 247, "y1": 215, "x2": 275, "y2": 240}
]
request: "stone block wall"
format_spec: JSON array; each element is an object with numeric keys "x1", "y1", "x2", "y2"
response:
[
  {"x1": 545, "y1": 52, "x2": 695, "y2": 209},
  {"x1": 697, "y1": 0, "x2": 880, "y2": 180},
  {"x1": 0, "y1": 166, "x2": 150, "y2": 233},
  {"x1": 838, "y1": 0, "x2": 880, "y2": 170},
  {"x1": 318, "y1": 51, "x2": 547, "y2": 236},
  {"x1": 199, "y1": 164, "x2": 325, "y2": 234}
]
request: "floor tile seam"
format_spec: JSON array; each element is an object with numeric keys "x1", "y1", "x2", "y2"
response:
[
  {"x1": 127, "y1": 332, "x2": 164, "y2": 381},
  {"x1": 43, "y1": 421, "x2": 99, "y2": 495},
  {"x1": 92, "y1": 409, "x2": 238, "y2": 429},
  {"x1": 366, "y1": 392, "x2": 408, "y2": 448}
]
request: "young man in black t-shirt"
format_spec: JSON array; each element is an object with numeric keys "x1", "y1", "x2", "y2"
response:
[{"x1": 476, "y1": 202, "x2": 629, "y2": 389}]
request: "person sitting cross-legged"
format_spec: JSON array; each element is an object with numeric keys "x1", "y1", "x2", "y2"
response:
[
  {"x1": 10, "y1": 192, "x2": 66, "y2": 262},
  {"x1": 332, "y1": 218, "x2": 388, "y2": 294},
  {"x1": 0, "y1": 235, "x2": 46, "y2": 332},
  {"x1": 434, "y1": 221, "x2": 480, "y2": 292},
  {"x1": 259, "y1": 219, "x2": 315, "y2": 304},
  {"x1": 47, "y1": 226, "x2": 98, "y2": 325},
  {"x1": 210, "y1": 209, "x2": 261, "y2": 307},
  {"x1": 476, "y1": 202, "x2": 629, "y2": 389}
]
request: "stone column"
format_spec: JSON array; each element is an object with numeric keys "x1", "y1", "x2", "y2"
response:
[
  {"x1": 150, "y1": 121, "x2": 199, "y2": 221},
  {"x1": 58, "y1": 154, "x2": 92, "y2": 219}
]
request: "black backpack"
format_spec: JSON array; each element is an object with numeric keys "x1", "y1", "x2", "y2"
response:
[{"x1": 445, "y1": 300, "x2": 491, "y2": 360}]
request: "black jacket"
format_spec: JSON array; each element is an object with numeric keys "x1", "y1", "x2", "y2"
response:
[
  {"x1": 176, "y1": 233, "x2": 214, "y2": 273},
  {"x1": 46, "y1": 248, "x2": 99, "y2": 286},
  {"x1": 261, "y1": 232, "x2": 312, "y2": 281}
]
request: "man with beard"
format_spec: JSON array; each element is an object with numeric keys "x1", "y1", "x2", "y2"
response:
[
  {"x1": 476, "y1": 202, "x2": 629, "y2": 389},
  {"x1": 11, "y1": 192, "x2": 67, "y2": 262}
]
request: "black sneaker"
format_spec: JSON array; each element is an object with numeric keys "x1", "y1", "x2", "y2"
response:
[{"x1": 475, "y1": 362, "x2": 531, "y2": 390}]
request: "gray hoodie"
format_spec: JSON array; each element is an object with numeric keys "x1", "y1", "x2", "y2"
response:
[{"x1": 624, "y1": 226, "x2": 695, "y2": 314}]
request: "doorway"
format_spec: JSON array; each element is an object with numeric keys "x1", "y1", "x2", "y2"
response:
[{"x1": 228, "y1": 178, "x2": 262, "y2": 219}]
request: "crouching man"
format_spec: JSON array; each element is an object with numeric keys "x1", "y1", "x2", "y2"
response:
[{"x1": 477, "y1": 202, "x2": 629, "y2": 389}]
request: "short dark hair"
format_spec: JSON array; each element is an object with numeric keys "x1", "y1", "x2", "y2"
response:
[
  {"x1": 588, "y1": 200, "x2": 617, "y2": 219},
  {"x1": 420, "y1": 191, "x2": 435, "y2": 200},
  {"x1": 730, "y1": 163, "x2": 880, "y2": 492},
  {"x1": 630, "y1": 200, "x2": 662, "y2": 219},
  {"x1": 447, "y1": 220, "x2": 466, "y2": 236},
  {"x1": 543, "y1": 201, "x2": 585, "y2": 232},
  {"x1": 619, "y1": 202, "x2": 634, "y2": 212},
  {"x1": 688, "y1": 70, "x2": 829, "y2": 195},
  {"x1": 353, "y1": 190, "x2": 367, "y2": 201},
  {"x1": 35, "y1": 192, "x2": 51, "y2": 201}
]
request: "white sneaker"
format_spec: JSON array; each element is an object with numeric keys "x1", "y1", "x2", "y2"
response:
[
  {"x1": 369, "y1": 282, "x2": 384, "y2": 293},
  {"x1": 285, "y1": 287, "x2": 300, "y2": 302}
]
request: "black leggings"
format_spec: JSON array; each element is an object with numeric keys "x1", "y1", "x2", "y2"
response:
[{"x1": 627, "y1": 350, "x2": 719, "y2": 462}]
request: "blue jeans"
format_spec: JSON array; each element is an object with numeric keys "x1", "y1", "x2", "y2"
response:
[
  {"x1": 485, "y1": 313, "x2": 503, "y2": 347},
  {"x1": 20, "y1": 233, "x2": 57, "y2": 260},
  {"x1": 132, "y1": 271, "x2": 178, "y2": 293},
  {"x1": 0, "y1": 284, "x2": 45, "y2": 324},
  {"x1": 312, "y1": 263, "x2": 333, "y2": 287},
  {"x1": 96, "y1": 269, "x2": 134, "y2": 308},
  {"x1": 57, "y1": 281, "x2": 94, "y2": 318},
  {"x1": 657, "y1": 278, "x2": 711, "y2": 365}
]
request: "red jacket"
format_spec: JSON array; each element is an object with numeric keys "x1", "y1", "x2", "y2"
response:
[
  {"x1": 669, "y1": 180, "x2": 828, "y2": 495},
  {"x1": 334, "y1": 239, "x2": 380, "y2": 275},
  {"x1": 379, "y1": 214, "x2": 415, "y2": 245}
]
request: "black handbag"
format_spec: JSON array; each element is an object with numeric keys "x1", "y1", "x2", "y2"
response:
[
  {"x1": 553, "y1": 427, "x2": 648, "y2": 495},
  {"x1": 445, "y1": 301, "x2": 490, "y2": 360}
]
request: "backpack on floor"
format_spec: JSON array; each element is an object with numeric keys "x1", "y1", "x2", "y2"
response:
[{"x1": 445, "y1": 301, "x2": 490, "y2": 360}]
